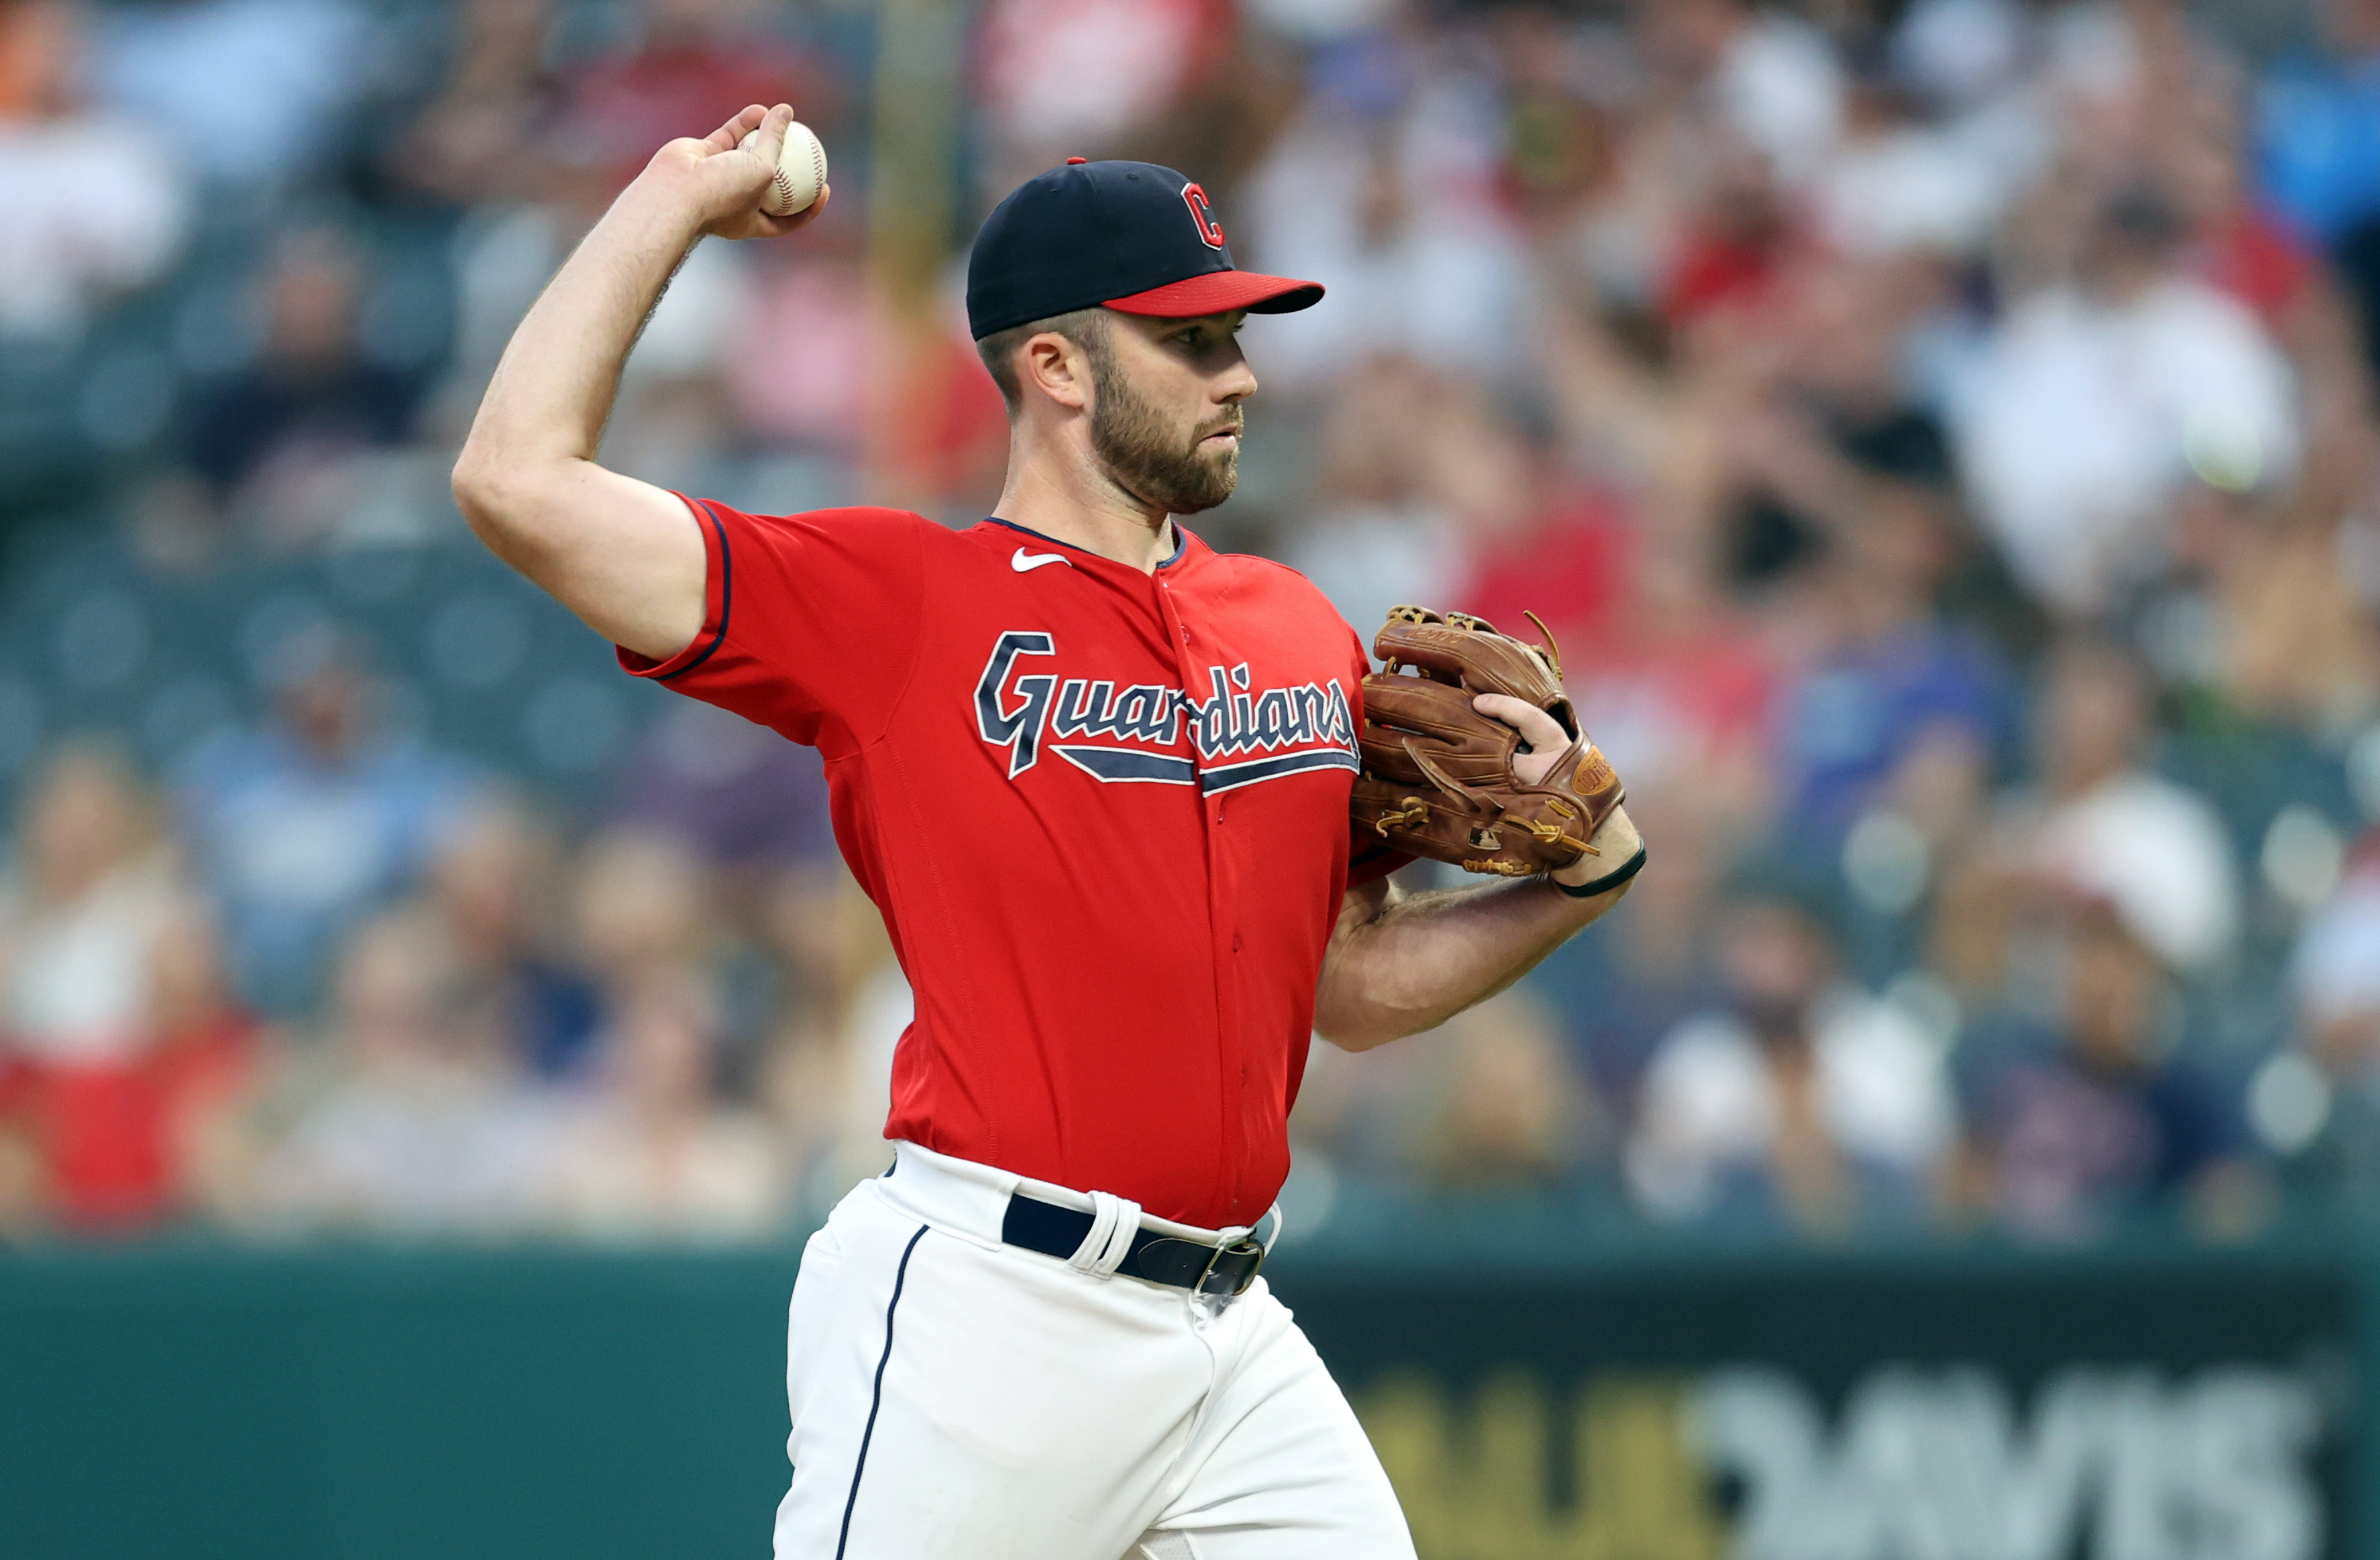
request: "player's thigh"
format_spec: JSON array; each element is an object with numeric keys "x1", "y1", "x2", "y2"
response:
[
  {"x1": 773, "y1": 1184, "x2": 906, "y2": 1550},
  {"x1": 779, "y1": 1178, "x2": 912, "y2": 1435},
  {"x1": 777, "y1": 1211, "x2": 1211, "y2": 1560},
  {"x1": 1140, "y1": 1288, "x2": 1416, "y2": 1560}
]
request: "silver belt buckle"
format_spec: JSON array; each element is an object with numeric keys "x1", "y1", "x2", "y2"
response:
[{"x1": 1197, "y1": 1235, "x2": 1267, "y2": 1297}]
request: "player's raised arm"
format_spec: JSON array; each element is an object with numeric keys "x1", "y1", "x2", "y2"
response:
[{"x1": 450, "y1": 103, "x2": 829, "y2": 662}]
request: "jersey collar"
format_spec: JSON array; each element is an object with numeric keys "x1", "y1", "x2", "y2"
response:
[{"x1": 986, "y1": 516, "x2": 1193, "y2": 571}]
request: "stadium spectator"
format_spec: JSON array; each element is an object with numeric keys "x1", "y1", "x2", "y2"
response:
[
  {"x1": 1766, "y1": 488, "x2": 2008, "y2": 860},
  {"x1": 2260, "y1": 0, "x2": 2380, "y2": 371},
  {"x1": 1962, "y1": 899, "x2": 2256, "y2": 1241},
  {"x1": 1408, "y1": 989, "x2": 1601, "y2": 1192},
  {"x1": 2011, "y1": 637, "x2": 2241, "y2": 974},
  {"x1": 2261, "y1": 0, "x2": 2380, "y2": 245},
  {"x1": 1239, "y1": 37, "x2": 1532, "y2": 390},
  {"x1": 1813, "y1": 52, "x2": 2044, "y2": 263},
  {"x1": 1277, "y1": 357, "x2": 1468, "y2": 635},
  {"x1": 554, "y1": 0, "x2": 834, "y2": 198},
  {"x1": 1635, "y1": 0, "x2": 1845, "y2": 192},
  {"x1": 1728, "y1": 254, "x2": 1959, "y2": 579},
  {"x1": 973, "y1": 0, "x2": 1236, "y2": 172},
  {"x1": 2174, "y1": 307, "x2": 2380, "y2": 731},
  {"x1": 536, "y1": 968, "x2": 789, "y2": 1239},
  {"x1": 0, "y1": 746, "x2": 176, "y2": 1066},
  {"x1": 609, "y1": 700, "x2": 845, "y2": 1019},
  {"x1": 0, "y1": 0, "x2": 189, "y2": 340},
  {"x1": 1625, "y1": 885, "x2": 1955, "y2": 1234},
  {"x1": 235, "y1": 905, "x2": 557, "y2": 1233},
  {"x1": 1955, "y1": 186, "x2": 2299, "y2": 614},
  {"x1": 1656, "y1": 127, "x2": 1808, "y2": 331},
  {"x1": 1295, "y1": 985, "x2": 1600, "y2": 1196},
  {"x1": 140, "y1": 903, "x2": 265, "y2": 1222},
  {"x1": 176, "y1": 649, "x2": 471, "y2": 1016},
  {"x1": 568, "y1": 828, "x2": 712, "y2": 999},
  {"x1": 2257, "y1": 857, "x2": 2380, "y2": 1201},
  {"x1": 0, "y1": 746, "x2": 188, "y2": 1229},
  {"x1": 85, "y1": 0, "x2": 370, "y2": 189},
  {"x1": 390, "y1": 0, "x2": 565, "y2": 210},
  {"x1": 2169, "y1": 91, "x2": 2318, "y2": 335},
  {"x1": 425, "y1": 795, "x2": 596, "y2": 1078},
  {"x1": 184, "y1": 227, "x2": 427, "y2": 542},
  {"x1": 610, "y1": 698, "x2": 834, "y2": 875}
]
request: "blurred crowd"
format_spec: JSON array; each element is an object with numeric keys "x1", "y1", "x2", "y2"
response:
[{"x1": 7, "y1": 0, "x2": 2380, "y2": 1247}]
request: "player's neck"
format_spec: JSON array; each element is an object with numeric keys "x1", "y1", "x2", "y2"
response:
[{"x1": 993, "y1": 443, "x2": 1176, "y2": 573}]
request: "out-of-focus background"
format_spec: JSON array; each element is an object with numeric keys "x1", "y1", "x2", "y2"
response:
[{"x1": 5, "y1": 0, "x2": 2380, "y2": 1555}]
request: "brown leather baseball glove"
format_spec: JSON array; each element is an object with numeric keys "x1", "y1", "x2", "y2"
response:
[{"x1": 1350, "y1": 606, "x2": 1627, "y2": 877}]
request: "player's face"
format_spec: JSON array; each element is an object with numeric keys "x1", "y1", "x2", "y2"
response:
[{"x1": 1087, "y1": 311, "x2": 1255, "y2": 516}]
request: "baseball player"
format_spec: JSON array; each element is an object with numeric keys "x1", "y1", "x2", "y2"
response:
[{"x1": 454, "y1": 105, "x2": 1643, "y2": 1560}]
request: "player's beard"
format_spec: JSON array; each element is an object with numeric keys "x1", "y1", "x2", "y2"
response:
[{"x1": 1087, "y1": 341, "x2": 1241, "y2": 516}]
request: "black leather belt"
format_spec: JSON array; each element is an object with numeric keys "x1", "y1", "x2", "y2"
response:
[{"x1": 1001, "y1": 1194, "x2": 1268, "y2": 1297}]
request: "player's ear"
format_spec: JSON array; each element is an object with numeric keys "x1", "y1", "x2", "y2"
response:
[{"x1": 1022, "y1": 330, "x2": 1092, "y2": 412}]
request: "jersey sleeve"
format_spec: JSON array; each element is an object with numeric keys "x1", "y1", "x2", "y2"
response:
[
  {"x1": 618, "y1": 496, "x2": 926, "y2": 754},
  {"x1": 1339, "y1": 618, "x2": 1411, "y2": 890}
]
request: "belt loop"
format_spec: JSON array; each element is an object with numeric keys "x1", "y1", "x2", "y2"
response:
[{"x1": 1068, "y1": 1191, "x2": 1141, "y2": 1278}]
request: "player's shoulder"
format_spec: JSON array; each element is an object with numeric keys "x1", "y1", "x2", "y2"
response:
[
  {"x1": 1195, "y1": 543, "x2": 1335, "y2": 607},
  {"x1": 698, "y1": 501, "x2": 938, "y2": 559},
  {"x1": 1191, "y1": 544, "x2": 1364, "y2": 642},
  {"x1": 743, "y1": 502, "x2": 936, "y2": 532}
]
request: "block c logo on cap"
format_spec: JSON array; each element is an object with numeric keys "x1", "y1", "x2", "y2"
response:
[{"x1": 1181, "y1": 182, "x2": 1226, "y2": 249}]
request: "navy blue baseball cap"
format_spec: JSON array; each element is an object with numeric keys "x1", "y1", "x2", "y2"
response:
[{"x1": 966, "y1": 158, "x2": 1323, "y2": 340}]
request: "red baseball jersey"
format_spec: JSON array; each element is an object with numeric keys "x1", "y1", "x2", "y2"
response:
[{"x1": 620, "y1": 498, "x2": 1400, "y2": 1227}]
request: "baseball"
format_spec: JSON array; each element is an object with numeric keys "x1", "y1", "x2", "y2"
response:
[{"x1": 739, "y1": 120, "x2": 827, "y2": 217}]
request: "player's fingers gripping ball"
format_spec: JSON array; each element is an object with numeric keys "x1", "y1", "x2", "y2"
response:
[
  {"x1": 737, "y1": 117, "x2": 828, "y2": 216},
  {"x1": 1350, "y1": 606, "x2": 1627, "y2": 877}
]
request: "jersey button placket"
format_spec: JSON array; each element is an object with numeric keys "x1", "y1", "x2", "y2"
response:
[{"x1": 1154, "y1": 569, "x2": 1244, "y2": 1217}]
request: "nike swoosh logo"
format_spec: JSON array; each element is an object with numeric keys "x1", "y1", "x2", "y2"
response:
[{"x1": 1012, "y1": 549, "x2": 1072, "y2": 573}]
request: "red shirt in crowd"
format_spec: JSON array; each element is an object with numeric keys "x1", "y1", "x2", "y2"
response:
[
  {"x1": 1457, "y1": 488, "x2": 1633, "y2": 657},
  {"x1": 565, "y1": 41, "x2": 835, "y2": 192},
  {"x1": 622, "y1": 501, "x2": 1395, "y2": 1227},
  {"x1": 2193, "y1": 205, "x2": 2317, "y2": 331},
  {"x1": 0, "y1": 1011, "x2": 257, "y2": 1231}
]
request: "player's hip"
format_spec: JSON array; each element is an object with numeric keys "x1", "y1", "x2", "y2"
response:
[
  {"x1": 777, "y1": 1156, "x2": 1409, "y2": 1560},
  {"x1": 816, "y1": 1142, "x2": 1283, "y2": 1327}
]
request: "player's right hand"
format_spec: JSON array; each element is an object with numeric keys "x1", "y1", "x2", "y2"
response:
[{"x1": 643, "y1": 103, "x2": 831, "y2": 243}]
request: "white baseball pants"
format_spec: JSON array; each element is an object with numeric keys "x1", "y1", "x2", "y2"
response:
[{"x1": 771, "y1": 1140, "x2": 1417, "y2": 1560}]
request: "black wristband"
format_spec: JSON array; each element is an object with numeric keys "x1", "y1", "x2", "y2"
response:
[{"x1": 1552, "y1": 840, "x2": 1647, "y2": 899}]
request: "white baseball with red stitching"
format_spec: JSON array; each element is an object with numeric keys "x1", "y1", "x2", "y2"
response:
[{"x1": 737, "y1": 121, "x2": 826, "y2": 217}]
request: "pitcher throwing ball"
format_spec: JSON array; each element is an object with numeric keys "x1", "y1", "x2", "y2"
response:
[{"x1": 455, "y1": 103, "x2": 1644, "y2": 1560}]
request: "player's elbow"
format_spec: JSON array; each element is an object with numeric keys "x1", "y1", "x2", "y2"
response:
[
  {"x1": 451, "y1": 448, "x2": 550, "y2": 563},
  {"x1": 1314, "y1": 1019, "x2": 1393, "y2": 1054},
  {"x1": 450, "y1": 446, "x2": 511, "y2": 540},
  {"x1": 1312, "y1": 989, "x2": 1438, "y2": 1053}
]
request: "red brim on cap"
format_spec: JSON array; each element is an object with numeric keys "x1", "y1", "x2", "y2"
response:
[{"x1": 1103, "y1": 270, "x2": 1324, "y2": 319}]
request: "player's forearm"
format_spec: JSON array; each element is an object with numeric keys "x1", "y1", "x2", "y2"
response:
[
  {"x1": 453, "y1": 178, "x2": 704, "y2": 518},
  {"x1": 1313, "y1": 814, "x2": 1638, "y2": 1052}
]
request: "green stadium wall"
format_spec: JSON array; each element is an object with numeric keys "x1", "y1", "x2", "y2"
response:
[{"x1": 0, "y1": 1233, "x2": 2368, "y2": 1560}]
